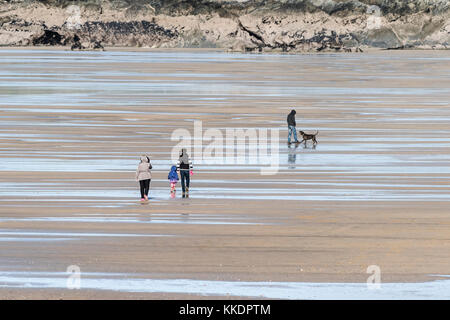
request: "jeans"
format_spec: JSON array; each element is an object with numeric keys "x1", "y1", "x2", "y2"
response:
[
  {"x1": 180, "y1": 170, "x2": 190, "y2": 193},
  {"x1": 288, "y1": 125, "x2": 298, "y2": 143},
  {"x1": 139, "y1": 179, "x2": 150, "y2": 198}
]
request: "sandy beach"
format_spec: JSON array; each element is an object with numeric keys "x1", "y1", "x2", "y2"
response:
[{"x1": 0, "y1": 48, "x2": 449, "y2": 299}]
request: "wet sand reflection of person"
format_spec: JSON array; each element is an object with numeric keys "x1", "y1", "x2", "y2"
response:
[
  {"x1": 288, "y1": 143, "x2": 299, "y2": 169},
  {"x1": 288, "y1": 141, "x2": 317, "y2": 169}
]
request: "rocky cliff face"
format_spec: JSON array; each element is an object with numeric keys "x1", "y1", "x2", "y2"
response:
[{"x1": 0, "y1": 0, "x2": 448, "y2": 51}]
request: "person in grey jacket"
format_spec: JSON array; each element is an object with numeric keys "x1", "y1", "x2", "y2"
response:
[
  {"x1": 136, "y1": 155, "x2": 152, "y2": 201},
  {"x1": 287, "y1": 109, "x2": 299, "y2": 144}
]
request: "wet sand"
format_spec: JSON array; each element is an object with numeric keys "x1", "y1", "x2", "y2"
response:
[{"x1": 0, "y1": 48, "x2": 449, "y2": 299}]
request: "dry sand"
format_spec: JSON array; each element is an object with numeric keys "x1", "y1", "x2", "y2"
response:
[{"x1": 0, "y1": 48, "x2": 449, "y2": 299}]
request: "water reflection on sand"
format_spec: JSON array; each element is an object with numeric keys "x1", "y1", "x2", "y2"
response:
[{"x1": 0, "y1": 49, "x2": 449, "y2": 298}]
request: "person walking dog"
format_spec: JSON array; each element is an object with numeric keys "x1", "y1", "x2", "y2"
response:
[{"x1": 287, "y1": 109, "x2": 299, "y2": 144}]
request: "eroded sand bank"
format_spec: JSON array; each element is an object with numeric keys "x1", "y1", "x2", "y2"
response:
[{"x1": 0, "y1": 48, "x2": 449, "y2": 299}]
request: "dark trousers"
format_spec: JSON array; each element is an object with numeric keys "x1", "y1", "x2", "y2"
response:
[
  {"x1": 180, "y1": 170, "x2": 190, "y2": 193},
  {"x1": 139, "y1": 179, "x2": 150, "y2": 198}
]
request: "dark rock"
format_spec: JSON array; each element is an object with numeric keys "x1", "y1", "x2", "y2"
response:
[
  {"x1": 80, "y1": 20, "x2": 177, "y2": 40},
  {"x1": 92, "y1": 40, "x2": 104, "y2": 50},
  {"x1": 32, "y1": 29, "x2": 63, "y2": 46},
  {"x1": 70, "y1": 41, "x2": 84, "y2": 50},
  {"x1": 385, "y1": 44, "x2": 415, "y2": 50}
]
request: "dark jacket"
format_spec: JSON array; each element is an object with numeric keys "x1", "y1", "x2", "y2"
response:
[{"x1": 287, "y1": 110, "x2": 296, "y2": 127}]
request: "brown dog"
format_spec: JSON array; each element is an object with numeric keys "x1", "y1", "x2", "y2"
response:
[{"x1": 299, "y1": 130, "x2": 319, "y2": 145}]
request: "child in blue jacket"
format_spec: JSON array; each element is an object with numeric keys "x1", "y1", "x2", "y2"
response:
[{"x1": 168, "y1": 165, "x2": 179, "y2": 194}]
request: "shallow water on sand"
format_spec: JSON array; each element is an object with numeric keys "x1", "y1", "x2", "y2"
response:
[
  {"x1": 0, "y1": 270, "x2": 449, "y2": 299},
  {"x1": 1, "y1": 50, "x2": 449, "y2": 203},
  {"x1": 0, "y1": 49, "x2": 449, "y2": 298}
]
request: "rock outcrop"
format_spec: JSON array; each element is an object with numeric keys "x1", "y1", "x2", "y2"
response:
[{"x1": 0, "y1": 0, "x2": 448, "y2": 51}]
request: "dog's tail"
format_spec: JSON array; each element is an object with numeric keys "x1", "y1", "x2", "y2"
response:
[{"x1": 315, "y1": 130, "x2": 319, "y2": 135}]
